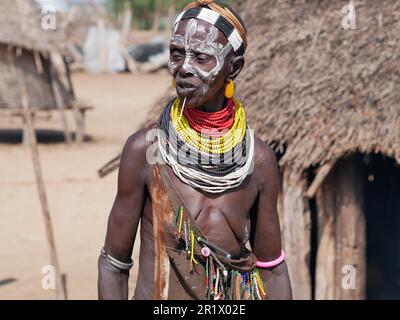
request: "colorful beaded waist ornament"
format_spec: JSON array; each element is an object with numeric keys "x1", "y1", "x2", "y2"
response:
[
  {"x1": 151, "y1": 162, "x2": 267, "y2": 300},
  {"x1": 171, "y1": 204, "x2": 266, "y2": 300}
]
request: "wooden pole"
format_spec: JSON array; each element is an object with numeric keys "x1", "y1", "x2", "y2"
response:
[
  {"x1": 152, "y1": 0, "x2": 163, "y2": 31},
  {"x1": 49, "y1": 57, "x2": 72, "y2": 144},
  {"x1": 63, "y1": 57, "x2": 75, "y2": 98},
  {"x1": 167, "y1": 0, "x2": 176, "y2": 31},
  {"x1": 33, "y1": 51, "x2": 43, "y2": 74},
  {"x1": 334, "y1": 159, "x2": 366, "y2": 299},
  {"x1": 67, "y1": 41, "x2": 83, "y2": 64},
  {"x1": 315, "y1": 213, "x2": 336, "y2": 299},
  {"x1": 97, "y1": 18, "x2": 108, "y2": 73},
  {"x1": 98, "y1": 153, "x2": 122, "y2": 178},
  {"x1": 63, "y1": 58, "x2": 84, "y2": 143},
  {"x1": 121, "y1": 4, "x2": 133, "y2": 47},
  {"x1": 314, "y1": 172, "x2": 336, "y2": 299},
  {"x1": 305, "y1": 162, "x2": 334, "y2": 199},
  {"x1": 22, "y1": 112, "x2": 34, "y2": 146},
  {"x1": 119, "y1": 4, "x2": 139, "y2": 73},
  {"x1": 281, "y1": 167, "x2": 312, "y2": 299},
  {"x1": 20, "y1": 74, "x2": 66, "y2": 300}
]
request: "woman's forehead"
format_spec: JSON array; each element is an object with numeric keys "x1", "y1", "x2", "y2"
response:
[{"x1": 171, "y1": 18, "x2": 228, "y2": 46}]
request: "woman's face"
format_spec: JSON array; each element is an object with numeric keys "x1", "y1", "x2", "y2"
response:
[{"x1": 168, "y1": 18, "x2": 234, "y2": 107}]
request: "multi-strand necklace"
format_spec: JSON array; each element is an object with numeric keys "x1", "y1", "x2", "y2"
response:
[
  {"x1": 183, "y1": 98, "x2": 235, "y2": 135},
  {"x1": 171, "y1": 98, "x2": 246, "y2": 154},
  {"x1": 158, "y1": 97, "x2": 254, "y2": 193}
]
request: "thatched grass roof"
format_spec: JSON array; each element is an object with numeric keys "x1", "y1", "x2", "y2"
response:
[
  {"x1": 0, "y1": 0, "x2": 67, "y2": 53},
  {"x1": 235, "y1": 0, "x2": 400, "y2": 169}
]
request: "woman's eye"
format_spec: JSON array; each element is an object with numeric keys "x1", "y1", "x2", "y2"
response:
[
  {"x1": 171, "y1": 52, "x2": 183, "y2": 61},
  {"x1": 196, "y1": 54, "x2": 210, "y2": 64}
]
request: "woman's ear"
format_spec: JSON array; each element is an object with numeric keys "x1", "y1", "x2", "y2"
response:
[{"x1": 228, "y1": 55, "x2": 245, "y2": 81}]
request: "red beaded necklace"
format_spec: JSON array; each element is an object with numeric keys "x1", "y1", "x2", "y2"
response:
[{"x1": 183, "y1": 99, "x2": 235, "y2": 136}]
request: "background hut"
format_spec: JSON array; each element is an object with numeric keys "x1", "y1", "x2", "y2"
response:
[
  {"x1": 0, "y1": 0, "x2": 91, "y2": 143},
  {"x1": 234, "y1": 0, "x2": 400, "y2": 299}
]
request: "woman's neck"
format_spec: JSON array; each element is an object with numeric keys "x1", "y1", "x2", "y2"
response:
[{"x1": 198, "y1": 90, "x2": 227, "y2": 113}]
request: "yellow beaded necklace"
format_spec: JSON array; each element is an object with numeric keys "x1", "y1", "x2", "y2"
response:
[{"x1": 170, "y1": 97, "x2": 247, "y2": 154}]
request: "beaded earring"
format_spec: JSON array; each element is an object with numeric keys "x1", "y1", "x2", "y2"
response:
[
  {"x1": 225, "y1": 80, "x2": 235, "y2": 99},
  {"x1": 172, "y1": 78, "x2": 176, "y2": 88}
]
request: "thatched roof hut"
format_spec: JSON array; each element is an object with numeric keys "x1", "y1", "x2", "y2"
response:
[
  {"x1": 0, "y1": 0, "x2": 67, "y2": 53},
  {"x1": 236, "y1": 0, "x2": 400, "y2": 169},
  {"x1": 0, "y1": 0, "x2": 72, "y2": 110},
  {"x1": 0, "y1": 0, "x2": 88, "y2": 143},
  {"x1": 234, "y1": 0, "x2": 400, "y2": 300}
]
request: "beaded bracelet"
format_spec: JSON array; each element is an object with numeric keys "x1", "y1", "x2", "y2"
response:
[{"x1": 256, "y1": 250, "x2": 286, "y2": 269}]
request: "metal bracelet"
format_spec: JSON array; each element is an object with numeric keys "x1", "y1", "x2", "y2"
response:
[{"x1": 101, "y1": 247, "x2": 134, "y2": 271}]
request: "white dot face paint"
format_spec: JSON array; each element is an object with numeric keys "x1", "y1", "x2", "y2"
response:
[{"x1": 169, "y1": 19, "x2": 232, "y2": 97}]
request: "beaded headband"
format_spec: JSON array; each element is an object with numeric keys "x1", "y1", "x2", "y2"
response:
[{"x1": 173, "y1": 7, "x2": 245, "y2": 56}]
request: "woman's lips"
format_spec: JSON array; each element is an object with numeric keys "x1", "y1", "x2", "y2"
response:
[{"x1": 176, "y1": 82, "x2": 197, "y2": 96}]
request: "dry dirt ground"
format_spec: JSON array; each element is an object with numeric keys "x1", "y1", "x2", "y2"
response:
[{"x1": 0, "y1": 72, "x2": 170, "y2": 299}]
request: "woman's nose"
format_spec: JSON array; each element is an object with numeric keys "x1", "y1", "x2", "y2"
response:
[{"x1": 179, "y1": 57, "x2": 195, "y2": 77}]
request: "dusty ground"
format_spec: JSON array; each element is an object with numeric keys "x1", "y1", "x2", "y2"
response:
[{"x1": 0, "y1": 71, "x2": 171, "y2": 300}]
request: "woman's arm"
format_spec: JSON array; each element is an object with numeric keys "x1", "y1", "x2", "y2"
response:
[
  {"x1": 251, "y1": 138, "x2": 292, "y2": 300},
  {"x1": 98, "y1": 128, "x2": 150, "y2": 300}
]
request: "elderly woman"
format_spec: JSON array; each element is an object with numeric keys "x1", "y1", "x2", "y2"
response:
[{"x1": 98, "y1": 0, "x2": 292, "y2": 300}]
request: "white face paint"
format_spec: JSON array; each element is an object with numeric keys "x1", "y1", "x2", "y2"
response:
[{"x1": 169, "y1": 19, "x2": 232, "y2": 96}]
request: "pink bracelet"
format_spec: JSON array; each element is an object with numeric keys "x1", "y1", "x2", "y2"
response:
[{"x1": 256, "y1": 250, "x2": 286, "y2": 269}]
